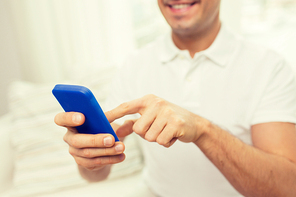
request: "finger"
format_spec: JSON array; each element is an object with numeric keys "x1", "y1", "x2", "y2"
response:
[
  {"x1": 156, "y1": 125, "x2": 178, "y2": 148},
  {"x1": 54, "y1": 112, "x2": 85, "y2": 127},
  {"x1": 105, "y1": 96, "x2": 151, "y2": 123},
  {"x1": 74, "y1": 154, "x2": 125, "y2": 170},
  {"x1": 144, "y1": 115, "x2": 167, "y2": 142},
  {"x1": 133, "y1": 106, "x2": 157, "y2": 137},
  {"x1": 69, "y1": 142, "x2": 125, "y2": 158},
  {"x1": 116, "y1": 119, "x2": 136, "y2": 138},
  {"x1": 64, "y1": 132, "x2": 116, "y2": 148}
]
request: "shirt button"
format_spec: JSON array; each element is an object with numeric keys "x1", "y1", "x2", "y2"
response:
[
  {"x1": 179, "y1": 54, "x2": 185, "y2": 59},
  {"x1": 186, "y1": 77, "x2": 192, "y2": 82}
]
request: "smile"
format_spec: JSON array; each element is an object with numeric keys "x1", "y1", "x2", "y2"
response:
[
  {"x1": 166, "y1": 1, "x2": 200, "y2": 12},
  {"x1": 169, "y1": 2, "x2": 196, "y2": 10}
]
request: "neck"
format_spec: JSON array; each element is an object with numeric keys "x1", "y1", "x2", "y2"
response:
[{"x1": 172, "y1": 20, "x2": 221, "y2": 58}]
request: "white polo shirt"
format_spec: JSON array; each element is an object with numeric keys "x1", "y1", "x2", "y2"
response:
[{"x1": 105, "y1": 25, "x2": 296, "y2": 197}]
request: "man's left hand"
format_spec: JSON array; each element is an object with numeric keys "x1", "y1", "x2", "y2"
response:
[{"x1": 105, "y1": 94, "x2": 210, "y2": 147}]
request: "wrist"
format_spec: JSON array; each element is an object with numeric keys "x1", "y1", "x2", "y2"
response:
[
  {"x1": 194, "y1": 117, "x2": 212, "y2": 146},
  {"x1": 79, "y1": 164, "x2": 111, "y2": 182}
]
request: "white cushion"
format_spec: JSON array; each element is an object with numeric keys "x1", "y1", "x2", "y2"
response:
[
  {"x1": 0, "y1": 114, "x2": 14, "y2": 194},
  {"x1": 7, "y1": 73, "x2": 143, "y2": 196}
]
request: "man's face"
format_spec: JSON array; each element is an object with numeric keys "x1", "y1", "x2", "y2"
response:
[{"x1": 157, "y1": 0, "x2": 220, "y2": 36}]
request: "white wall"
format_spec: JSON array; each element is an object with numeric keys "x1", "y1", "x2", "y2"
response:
[
  {"x1": 0, "y1": 0, "x2": 22, "y2": 116},
  {"x1": 0, "y1": 0, "x2": 137, "y2": 116},
  {"x1": 8, "y1": 0, "x2": 135, "y2": 83},
  {"x1": 220, "y1": 0, "x2": 243, "y2": 33}
]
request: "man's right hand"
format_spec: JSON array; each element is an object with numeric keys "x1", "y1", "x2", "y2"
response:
[{"x1": 54, "y1": 112, "x2": 126, "y2": 173}]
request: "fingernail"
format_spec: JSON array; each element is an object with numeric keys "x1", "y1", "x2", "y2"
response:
[
  {"x1": 103, "y1": 137, "x2": 112, "y2": 146},
  {"x1": 119, "y1": 154, "x2": 125, "y2": 160},
  {"x1": 73, "y1": 114, "x2": 82, "y2": 124},
  {"x1": 115, "y1": 144, "x2": 123, "y2": 152}
]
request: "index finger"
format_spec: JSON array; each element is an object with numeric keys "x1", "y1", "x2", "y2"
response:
[
  {"x1": 54, "y1": 112, "x2": 85, "y2": 127},
  {"x1": 105, "y1": 97, "x2": 147, "y2": 123}
]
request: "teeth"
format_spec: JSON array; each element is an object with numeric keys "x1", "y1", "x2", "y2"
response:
[{"x1": 171, "y1": 4, "x2": 191, "y2": 9}]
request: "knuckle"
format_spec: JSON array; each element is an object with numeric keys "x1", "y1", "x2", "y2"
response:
[
  {"x1": 145, "y1": 136, "x2": 155, "y2": 142},
  {"x1": 145, "y1": 94, "x2": 156, "y2": 100},
  {"x1": 178, "y1": 131, "x2": 185, "y2": 138},
  {"x1": 68, "y1": 147, "x2": 75, "y2": 156},
  {"x1": 100, "y1": 158, "x2": 107, "y2": 165},
  {"x1": 151, "y1": 121, "x2": 162, "y2": 132},
  {"x1": 74, "y1": 157, "x2": 83, "y2": 166},
  {"x1": 99, "y1": 157, "x2": 111, "y2": 165},
  {"x1": 90, "y1": 136, "x2": 98, "y2": 147},
  {"x1": 164, "y1": 107, "x2": 174, "y2": 116},
  {"x1": 154, "y1": 97, "x2": 166, "y2": 107},
  {"x1": 119, "y1": 102, "x2": 130, "y2": 111},
  {"x1": 65, "y1": 113, "x2": 73, "y2": 125},
  {"x1": 156, "y1": 137, "x2": 166, "y2": 146},
  {"x1": 70, "y1": 136, "x2": 79, "y2": 147},
  {"x1": 104, "y1": 147, "x2": 108, "y2": 156},
  {"x1": 85, "y1": 161, "x2": 99, "y2": 170},
  {"x1": 145, "y1": 133, "x2": 156, "y2": 142},
  {"x1": 133, "y1": 123, "x2": 144, "y2": 135},
  {"x1": 157, "y1": 137, "x2": 171, "y2": 148},
  {"x1": 132, "y1": 123, "x2": 139, "y2": 133},
  {"x1": 175, "y1": 118, "x2": 185, "y2": 127},
  {"x1": 163, "y1": 143, "x2": 171, "y2": 148},
  {"x1": 170, "y1": 115, "x2": 184, "y2": 126},
  {"x1": 83, "y1": 148, "x2": 91, "y2": 157},
  {"x1": 94, "y1": 158, "x2": 102, "y2": 165},
  {"x1": 67, "y1": 112, "x2": 75, "y2": 123},
  {"x1": 63, "y1": 135, "x2": 68, "y2": 143}
]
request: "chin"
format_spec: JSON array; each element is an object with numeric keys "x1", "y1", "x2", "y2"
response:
[{"x1": 170, "y1": 20, "x2": 201, "y2": 36}]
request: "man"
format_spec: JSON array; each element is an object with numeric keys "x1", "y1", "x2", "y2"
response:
[{"x1": 55, "y1": 0, "x2": 296, "y2": 196}]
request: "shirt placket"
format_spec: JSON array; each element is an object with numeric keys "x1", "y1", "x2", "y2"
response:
[{"x1": 182, "y1": 55, "x2": 205, "y2": 105}]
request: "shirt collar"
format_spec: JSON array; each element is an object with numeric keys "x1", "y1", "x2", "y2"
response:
[
  {"x1": 159, "y1": 24, "x2": 239, "y2": 67},
  {"x1": 158, "y1": 33, "x2": 180, "y2": 63}
]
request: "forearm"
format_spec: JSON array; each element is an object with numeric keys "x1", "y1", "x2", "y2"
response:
[
  {"x1": 195, "y1": 123, "x2": 296, "y2": 197},
  {"x1": 78, "y1": 164, "x2": 112, "y2": 182}
]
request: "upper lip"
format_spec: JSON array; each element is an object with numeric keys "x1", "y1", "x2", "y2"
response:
[{"x1": 165, "y1": 0, "x2": 200, "y2": 6}]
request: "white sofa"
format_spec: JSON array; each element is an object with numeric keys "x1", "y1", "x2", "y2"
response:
[
  {"x1": 0, "y1": 114, "x2": 145, "y2": 197},
  {"x1": 0, "y1": 69, "x2": 149, "y2": 197},
  {"x1": 0, "y1": 114, "x2": 14, "y2": 195}
]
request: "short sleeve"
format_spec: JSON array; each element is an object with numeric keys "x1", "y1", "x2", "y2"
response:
[{"x1": 251, "y1": 60, "x2": 296, "y2": 125}]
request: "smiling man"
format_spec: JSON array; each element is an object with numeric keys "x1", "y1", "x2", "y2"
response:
[
  {"x1": 55, "y1": 0, "x2": 296, "y2": 196},
  {"x1": 159, "y1": 0, "x2": 221, "y2": 57}
]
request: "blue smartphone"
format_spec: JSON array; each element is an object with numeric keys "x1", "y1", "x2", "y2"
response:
[{"x1": 52, "y1": 84, "x2": 119, "y2": 141}]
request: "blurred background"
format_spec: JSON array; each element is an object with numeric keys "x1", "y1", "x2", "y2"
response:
[{"x1": 1, "y1": 0, "x2": 296, "y2": 116}]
